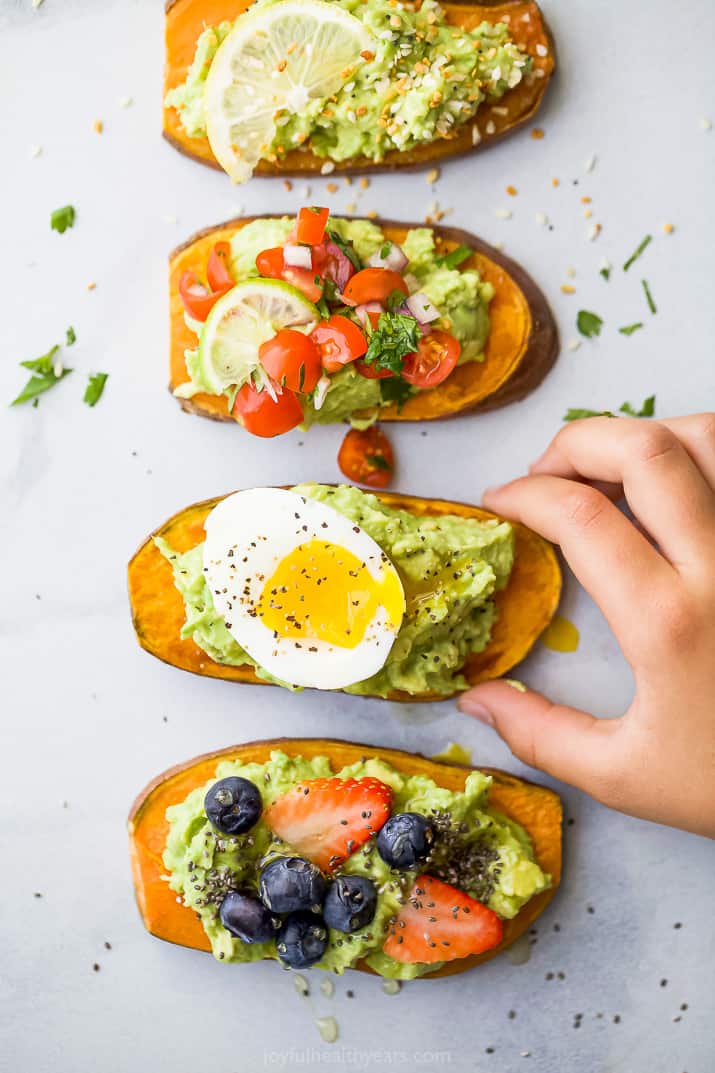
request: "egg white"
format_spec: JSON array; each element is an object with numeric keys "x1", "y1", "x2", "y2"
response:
[{"x1": 202, "y1": 488, "x2": 405, "y2": 690}]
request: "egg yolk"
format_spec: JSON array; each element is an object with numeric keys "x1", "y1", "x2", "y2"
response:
[{"x1": 257, "y1": 540, "x2": 405, "y2": 649}]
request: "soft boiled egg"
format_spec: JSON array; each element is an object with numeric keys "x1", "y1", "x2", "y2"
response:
[{"x1": 203, "y1": 489, "x2": 405, "y2": 690}]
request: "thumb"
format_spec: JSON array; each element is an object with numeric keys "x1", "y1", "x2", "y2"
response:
[{"x1": 458, "y1": 680, "x2": 621, "y2": 800}]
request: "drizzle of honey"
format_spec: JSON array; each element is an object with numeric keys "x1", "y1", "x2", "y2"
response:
[{"x1": 541, "y1": 615, "x2": 580, "y2": 653}]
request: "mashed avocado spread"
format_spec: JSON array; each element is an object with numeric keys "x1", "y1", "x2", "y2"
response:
[
  {"x1": 164, "y1": 749, "x2": 550, "y2": 979},
  {"x1": 179, "y1": 216, "x2": 494, "y2": 425},
  {"x1": 155, "y1": 483, "x2": 514, "y2": 696},
  {"x1": 166, "y1": 0, "x2": 531, "y2": 163}
]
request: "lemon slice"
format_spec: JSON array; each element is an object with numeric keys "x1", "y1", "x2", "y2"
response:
[
  {"x1": 204, "y1": 0, "x2": 372, "y2": 183},
  {"x1": 195, "y1": 279, "x2": 319, "y2": 396}
]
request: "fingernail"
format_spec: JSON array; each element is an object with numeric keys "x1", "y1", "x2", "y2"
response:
[{"x1": 457, "y1": 696, "x2": 495, "y2": 726}]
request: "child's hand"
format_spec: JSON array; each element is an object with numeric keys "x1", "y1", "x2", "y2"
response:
[{"x1": 459, "y1": 414, "x2": 715, "y2": 837}]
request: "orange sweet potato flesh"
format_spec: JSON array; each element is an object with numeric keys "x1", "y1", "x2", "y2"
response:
[
  {"x1": 170, "y1": 217, "x2": 558, "y2": 423},
  {"x1": 127, "y1": 489, "x2": 561, "y2": 700},
  {"x1": 164, "y1": 0, "x2": 555, "y2": 176},
  {"x1": 128, "y1": 737, "x2": 562, "y2": 978}
]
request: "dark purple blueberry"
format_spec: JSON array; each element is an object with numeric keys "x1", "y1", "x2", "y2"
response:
[
  {"x1": 275, "y1": 911, "x2": 329, "y2": 968},
  {"x1": 323, "y1": 875, "x2": 377, "y2": 933},
  {"x1": 204, "y1": 777, "x2": 262, "y2": 835},
  {"x1": 376, "y1": 812, "x2": 433, "y2": 870},
  {"x1": 218, "y1": 891, "x2": 280, "y2": 944},
  {"x1": 259, "y1": 857, "x2": 327, "y2": 914}
]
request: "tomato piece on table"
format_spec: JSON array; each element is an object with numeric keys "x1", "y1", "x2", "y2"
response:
[
  {"x1": 401, "y1": 330, "x2": 461, "y2": 388},
  {"x1": 311, "y1": 315, "x2": 368, "y2": 374},
  {"x1": 178, "y1": 271, "x2": 226, "y2": 322},
  {"x1": 206, "y1": 241, "x2": 235, "y2": 293},
  {"x1": 338, "y1": 426, "x2": 395, "y2": 488},
  {"x1": 233, "y1": 382, "x2": 304, "y2": 438},
  {"x1": 343, "y1": 268, "x2": 409, "y2": 306},
  {"x1": 258, "y1": 329, "x2": 322, "y2": 394},
  {"x1": 295, "y1": 206, "x2": 329, "y2": 246},
  {"x1": 256, "y1": 247, "x2": 323, "y2": 303}
]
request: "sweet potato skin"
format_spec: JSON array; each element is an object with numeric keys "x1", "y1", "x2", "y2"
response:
[
  {"x1": 128, "y1": 737, "x2": 562, "y2": 978},
  {"x1": 169, "y1": 217, "x2": 558, "y2": 424},
  {"x1": 163, "y1": 0, "x2": 556, "y2": 176},
  {"x1": 127, "y1": 489, "x2": 561, "y2": 700}
]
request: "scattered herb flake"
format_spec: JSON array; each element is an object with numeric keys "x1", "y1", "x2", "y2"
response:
[
  {"x1": 50, "y1": 205, "x2": 76, "y2": 234},
  {"x1": 365, "y1": 453, "x2": 391, "y2": 472},
  {"x1": 84, "y1": 372, "x2": 109, "y2": 407},
  {"x1": 619, "y1": 322, "x2": 643, "y2": 336},
  {"x1": 435, "y1": 244, "x2": 472, "y2": 269},
  {"x1": 599, "y1": 265, "x2": 611, "y2": 281},
  {"x1": 576, "y1": 310, "x2": 603, "y2": 338},
  {"x1": 620, "y1": 395, "x2": 655, "y2": 417},
  {"x1": 623, "y1": 234, "x2": 652, "y2": 272},
  {"x1": 66, "y1": 326, "x2": 77, "y2": 346},
  {"x1": 642, "y1": 279, "x2": 657, "y2": 314},
  {"x1": 563, "y1": 407, "x2": 614, "y2": 422},
  {"x1": 11, "y1": 343, "x2": 73, "y2": 406}
]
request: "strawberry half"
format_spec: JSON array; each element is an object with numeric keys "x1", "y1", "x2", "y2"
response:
[
  {"x1": 383, "y1": 874, "x2": 503, "y2": 964},
  {"x1": 264, "y1": 777, "x2": 393, "y2": 872}
]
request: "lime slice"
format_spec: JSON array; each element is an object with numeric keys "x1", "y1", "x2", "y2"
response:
[
  {"x1": 196, "y1": 279, "x2": 319, "y2": 396},
  {"x1": 204, "y1": 0, "x2": 372, "y2": 183}
]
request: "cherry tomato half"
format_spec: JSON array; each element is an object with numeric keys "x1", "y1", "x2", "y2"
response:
[
  {"x1": 256, "y1": 247, "x2": 323, "y2": 303},
  {"x1": 355, "y1": 359, "x2": 393, "y2": 380},
  {"x1": 343, "y1": 268, "x2": 409, "y2": 306},
  {"x1": 258, "y1": 329, "x2": 322, "y2": 394},
  {"x1": 295, "y1": 206, "x2": 329, "y2": 246},
  {"x1": 311, "y1": 315, "x2": 368, "y2": 374},
  {"x1": 206, "y1": 241, "x2": 235, "y2": 293},
  {"x1": 233, "y1": 382, "x2": 304, "y2": 438},
  {"x1": 401, "y1": 330, "x2": 461, "y2": 389},
  {"x1": 178, "y1": 270, "x2": 227, "y2": 322},
  {"x1": 338, "y1": 426, "x2": 395, "y2": 489}
]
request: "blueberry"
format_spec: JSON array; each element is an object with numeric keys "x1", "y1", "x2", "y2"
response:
[
  {"x1": 323, "y1": 875, "x2": 377, "y2": 933},
  {"x1": 259, "y1": 857, "x2": 327, "y2": 913},
  {"x1": 218, "y1": 891, "x2": 280, "y2": 944},
  {"x1": 376, "y1": 812, "x2": 434, "y2": 870},
  {"x1": 276, "y1": 911, "x2": 329, "y2": 968},
  {"x1": 204, "y1": 777, "x2": 262, "y2": 835}
]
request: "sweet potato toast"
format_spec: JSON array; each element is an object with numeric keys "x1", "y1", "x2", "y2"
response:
[
  {"x1": 170, "y1": 216, "x2": 558, "y2": 423},
  {"x1": 127, "y1": 489, "x2": 561, "y2": 699},
  {"x1": 128, "y1": 737, "x2": 562, "y2": 977},
  {"x1": 164, "y1": 0, "x2": 555, "y2": 176}
]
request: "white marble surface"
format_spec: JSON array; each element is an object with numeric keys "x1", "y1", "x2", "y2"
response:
[{"x1": 1, "y1": 1, "x2": 714, "y2": 1070}]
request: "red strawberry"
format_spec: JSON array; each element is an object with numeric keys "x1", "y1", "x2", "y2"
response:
[
  {"x1": 383, "y1": 874, "x2": 503, "y2": 964},
  {"x1": 264, "y1": 777, "x2": 393, "y2": 872}
]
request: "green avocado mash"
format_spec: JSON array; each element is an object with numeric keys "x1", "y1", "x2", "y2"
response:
[
  {"x1": 156, "y1": 483, "x2": 514, "y2": 696},
  {"x1": 176, "y1": 216, "x2": 494, "y2": 426},
  {"x1": 166, "y1": 0, "x2": 531, "y2": 163},
  {"x1": 164, "y1": 749, "x2": 550, "y2": 979}
]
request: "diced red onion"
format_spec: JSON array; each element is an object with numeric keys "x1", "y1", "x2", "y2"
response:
[
  {"x1": 367, "y1": 241, "x2": 408, "y2": 272},
  {"x1": 283, "y1": 244, "x2": 313, "y2": 269},
  {"x1": 322, "y1": 241, "x2": 354, "y2": 290},
  {"x1": 406, "y1": 291, "x2": 440, "y2": 324}
]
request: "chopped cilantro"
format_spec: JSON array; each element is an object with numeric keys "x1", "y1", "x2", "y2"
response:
[
  {"x1": 380, "y1": 242, "x2": 392, "y2": 259},
  {"x1": 619, "y1": 322, "x2": 643, "y2": 336},
  {"x1": 84, "y1": 372, "x2": 109, "y2": 407},
  {"x1": 576, "y1": 310, "x2": 603, "y2": 338},
  {"x1": 620, "y1": 395, "x2": 655, "y2": 418},
  {"x1": 642, "y1": 279, "x2": 657, "y2": 314},
  {"x1": 11, "y1": 343, "x2": 73, "y2": 406},
  {"x1": 366, "y1": 453, "x2": 391, "y2": 472},
  {"x1": 435, "y1": 244, "x2": 472, "y2": 270},
  {"x1": 51, "y1": 205, "x2": 76, "y2": 234},
  {"x1": 327, "y1": 230, "x2": 363, "y2": 272},
  {"x1": 623, "y1": 234, "x2": 652, "y2": 272},
  {"x1": 380, "y1": 377, "x2": 414, "y2": 411},
  {"x1": 599, "y1": 265, "x2": 611, "y2": 281},
  {"x1": 65, "y1": 326, "x2": 76, "y2": 346},
  {"x1": 362, "y1": 311, "x2": 420, "y2": 375},
  {"x1": 563, "y1": 408, "x2": 614, "y2": 422}
]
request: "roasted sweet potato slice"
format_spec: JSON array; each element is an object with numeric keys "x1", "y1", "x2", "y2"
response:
[
  {"x1": 164, "y1": 0, "x2": 555, "y2": 176},
  {"x1": 170, "y1": 217, "x2": 558, "y2": 423},
  {"x1": 128, "y1": 737, "x2": 562, "y2": 977},
  {"x1": 127, "y1": 489, "x2": 561, "y2": 700}
]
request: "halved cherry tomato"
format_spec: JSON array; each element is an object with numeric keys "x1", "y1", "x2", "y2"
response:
[
  {"x1": 343, "y1": 268, "x2": 409, "y2": 306},
  {"x1": 256, "y1": 247, "x2": 323, "y2": 303},
  {"x1": 258, "y1": 330, "x2": 322, "y2": 394},
  {"x1": 355, "y1": 359, "x2": 393, "y2": 380},
  {"x1": 311, "y1": 315, "x2": 368, "y2": 374},
  {"x1": 401, "y1": 330, "x2": 461, "y2": 389},
  {"x1": 296, "y1": 206, "x2": 329, "y2": 246},
  {"x1": 233, "y1": 382, "x2": 304, "y2": 438},
  {"x1": 338, "y1": 426, "x2": 395, "y2": 489},
  {"x1": 206, "y1": 241, "x2": 235, "y2": 293},
  {"x1": 178, "y1": 271, "x2": 227, "y2": 322}
]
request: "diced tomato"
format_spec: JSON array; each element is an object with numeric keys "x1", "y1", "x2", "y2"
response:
[
  {"x1": 343, "y1": 268, "x2": 409, "y2": 306},
  {"x1": 178, "y1": 271, "x2": 227, "y2": 322},
  {"x1": 338, "y1": 426, "x2": 395, "y2": 489},
  {"x1": 232, "y1": 382, "x2": 304, "y2": 438},
  {"x1": 256, "y1": 247, "x2": 323, "y2": 303},
  {"x1": 311, "y1": 315, "x2": 368, "y2": 374},
  {"x1": 258, "y1": 329, "x2": 322, "y2": 394},
  {"x1": 206, "y1": 241, "x2": 235, "y2": 293},
  {"x1": 295, "y1": 206, "x2": 330, "y2": 246},
  {"x1": 401, "y1": 330, "x2": 461, "y2": 389}
]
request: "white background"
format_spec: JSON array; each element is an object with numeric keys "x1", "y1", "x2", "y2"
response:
[{"x1": 1, "y1": 1, "x2": 714, "y2": 1070}]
